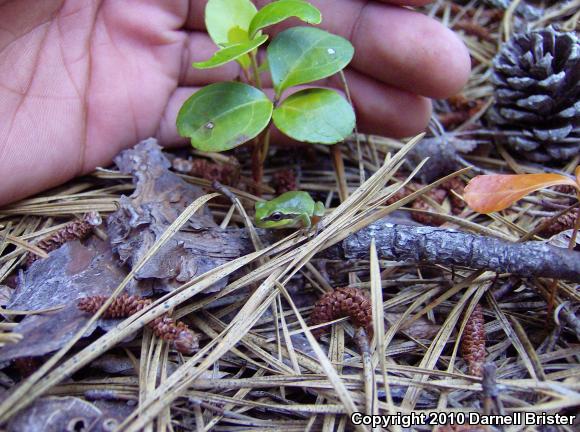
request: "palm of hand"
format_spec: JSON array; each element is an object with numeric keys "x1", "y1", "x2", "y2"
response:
[
  {"x1": 0, "y1": 0, "x2": 470, "y2": 205},
  {"x1": 0, "y1": 0, "x2": 186, "y2": 204}
]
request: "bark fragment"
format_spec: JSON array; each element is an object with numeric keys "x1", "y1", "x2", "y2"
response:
[{"x1": 107, "y1": 139, "x2": 244, "y2": 293}]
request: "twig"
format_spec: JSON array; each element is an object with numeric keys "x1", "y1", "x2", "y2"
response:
[
  {"x1": 481, "y1": 363, "x2": 504, "y2": 416},
  {"x1": 330, "y1": 145, "x2": 349, "y2": 202},
  {"x1": 354, "y1": 327, "x2": 375, "y2": 418},
  {"x1": 555, "y1": 303, "x2": 580, "y2": 341}
]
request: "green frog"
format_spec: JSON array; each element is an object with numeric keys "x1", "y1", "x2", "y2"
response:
[{"x1": 254, "y1": 191, "x2": 325, "y2": 229}]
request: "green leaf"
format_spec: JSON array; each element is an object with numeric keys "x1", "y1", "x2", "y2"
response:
[
  {"x1": 249, "y1": 0, "x2": 322, "y2": 38},
  {"x1": 177, "y1": 82, "x2": 273, "y2": 152},
  {"x1": 267, "y1": 26, "x2": 354, "y2": 94},
  {"x1": 205, "y1": 0, "x2": 257, "y2": 45},
  {"x1": 272, "y1": 88, "x2": 355, "y2": 144},
  {"x1": 193, "y1": 35, "x2": 268, "y2": 69}
]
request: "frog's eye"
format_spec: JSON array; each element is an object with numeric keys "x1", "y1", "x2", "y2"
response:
[{"x1": 269, "y1": 212, "x2": 283, "y2": 221}]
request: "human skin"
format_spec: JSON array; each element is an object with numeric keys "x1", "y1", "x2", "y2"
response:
[{"x1": 0, "y1": 0, "x2": 470, "y2": 206}]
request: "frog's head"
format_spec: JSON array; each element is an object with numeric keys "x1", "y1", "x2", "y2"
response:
[{"x1": 254, "y1": 201, "x2": 301, "y2": 229}]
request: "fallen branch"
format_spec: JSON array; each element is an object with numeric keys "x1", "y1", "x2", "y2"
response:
[{"x1": 328, "y1": 221, "x2": 580, "y2": 283}]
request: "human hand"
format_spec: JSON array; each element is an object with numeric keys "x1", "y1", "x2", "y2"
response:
[{"x1": 0, "y1": 0, "x2": 470, "y2": 205}]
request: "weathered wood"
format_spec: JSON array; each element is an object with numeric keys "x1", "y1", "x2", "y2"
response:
[{"x1": 333, "y1": 221, "x2": 580, "y2": 282}]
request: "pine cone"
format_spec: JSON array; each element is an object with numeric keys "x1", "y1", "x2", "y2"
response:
[
  {"x1": 310, "y1": 287, "x2": 373, "y2": 339},
  {"x1": 488, "y1": 27, "x2": 580, "y2": 163},
  {"x1": 384, "y1": 184, "x2": 414, "y2": 206},
  {"x1": 410, "y1": 187, "x2": 448, "y2": 226},
  {"x1": 538, "y1": 207, "x2": 579, "y2": 237},
  {"x1": 441, "y1": 178, "x2": 466, "y2": 215},
  {"x1": 78, "y1": 295, "x2": 199, "y2": 354},
  {"x1": 25, "y1": 212, "x2": 101, "y2": 267},
  {"x1": 272, "y1": 169, "x2": 297, "y2": 194},
  {"x1": 78, "y1": 294, "x2": 151, "y2": 318},
  {"x1": 461, "y1": 304, "x2": 486, "y2": 377}
]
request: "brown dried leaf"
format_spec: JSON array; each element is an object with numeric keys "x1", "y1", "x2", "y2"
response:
[{"x1": 464, "y1": 173, "x2": 578, "y2": 213}]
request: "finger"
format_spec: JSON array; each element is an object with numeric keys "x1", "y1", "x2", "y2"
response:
[
  {"x1": 156, "y1": 87, "x2": 198, "y2": 147},
  {"x1": 349, "y1": 3, "x2": 470, "y2": 98},
  {"x1": 335, "y1": 70, "x2": 432, "y2": 138},
  {"x1": 179, "y1": 31, "x2": 241, "y2": 86}
]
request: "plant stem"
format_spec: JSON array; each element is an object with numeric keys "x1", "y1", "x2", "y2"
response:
[
  {"x1": 250, "y1": 51, "x2": 262, "y2": 89},
  {"x1": 339, "y1": 70, "x2": 364, "y2": 185},
  {"x1": 248, "y1": 50, "x2": 267, "y2": 194},
  {"x1": 260, "y1": 129, "x2": 271, "y2": 165},
  {"x1": 331, "y1": 145, "x2": 349, "y2": 202},
  {"x1": 251, "y1": 139, "x2": 264, "y2": 196}
]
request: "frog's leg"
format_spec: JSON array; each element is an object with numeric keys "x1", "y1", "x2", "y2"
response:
[
  {"x1": 311, "y1": 201, "x2": 326, "y2": 235},
  {"x1": 298, "y1": 214, "x2": 312, "y2": 229},
  {"x1": 296, "y1": 213, "x2": 317, "y2": 238},
  {"x1": 314, "y1": 201, "x2": 326, "y2": 218}
]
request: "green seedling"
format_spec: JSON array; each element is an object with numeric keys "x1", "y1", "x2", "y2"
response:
[{"x1": 176, "y1": 0, "x2": 356, "y2": 187}]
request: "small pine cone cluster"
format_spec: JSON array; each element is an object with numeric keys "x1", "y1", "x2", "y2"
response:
[
  {"x1": 78, "y1": 294, "x2": 151, "y2": 318},
  {"x1": 538, "y1": 208, "x2": 579, "y2": 238},
  {"x1": 150, "y1": 316, "x2": 198, "y2": 355},
  {"x1": 386, "y1": 178, "x2": 466, "y2": 226},
  {"x1": 172, "y1": 157, "x2": 239, "y2": 185},
  {"x1": 78, "y1": 294, "x2": 199, "y2": 355},
  {"x1": 272, "y1": 169, "x2": 297, "y2": 195},
  {"x1": 411, "y1": 187, "x2": 448, "y2": 226},
  {"x1": 553, "y1": 184, "x2": 577, "y2": 195},
  {"x1": 384, "y1": 185, "x2": 414, "y2": 206},
  {"x1": 488, "y1": 27, "x2": 580, "y2": 163},
  {"x1": 310, "y1": 287, "x2": 373, "y2": 339},
  {"x1": 25, "y1": 212, "x2": 101, "y2": 267},
  {"x1": 453, "y1": 21, "x2": 493, "y2": 42},
  {"x1": 460, "y1": 304, "x2": 486, "y2": 377},
  {"x1": 441, "y1": 178, "x2": 466, "y2": 215}
]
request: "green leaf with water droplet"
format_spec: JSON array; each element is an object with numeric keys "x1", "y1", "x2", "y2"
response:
[
  {"x1": 267, "y1": 26, "x2": 354, "y2": 94},
  {"x1": 177, "y1": 82, "x2": 273, "y2": 152},
  {"x1": 205, "y1": 0, "x2": 257, "y2": 46},
  {"x1": 272, "y1": 88, "x2": 355, "y2": 144},
  {"x1": 249, "y1": 0, "x2": 321, "y2": 38},
  {"x1": 193, "y1": 35, "x2": 268, "y2": 69}
]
